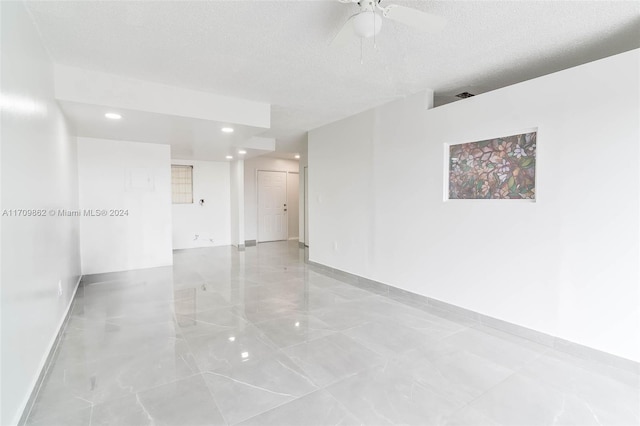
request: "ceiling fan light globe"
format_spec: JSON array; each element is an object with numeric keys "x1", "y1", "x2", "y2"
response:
[{"x1": 352, "y1": 11, "x2": 382, "y2": 38}]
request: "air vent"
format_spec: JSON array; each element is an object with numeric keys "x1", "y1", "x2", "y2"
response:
[{"x1": 455, "y1": 92, "x2": 475, "y2": 99}]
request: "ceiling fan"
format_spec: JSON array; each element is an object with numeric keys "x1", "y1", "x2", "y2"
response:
[{"x1": 333, "y1": 0, "x2": 446, "y2": 46}]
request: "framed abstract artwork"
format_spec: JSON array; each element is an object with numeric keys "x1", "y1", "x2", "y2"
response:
[{"x1": 446, "y1": 130, "x2": 537, "y2": 200}]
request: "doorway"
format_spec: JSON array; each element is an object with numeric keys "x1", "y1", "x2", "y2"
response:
[{"x1": 257, "y1": 170, "x2": 287, "y2": 242}]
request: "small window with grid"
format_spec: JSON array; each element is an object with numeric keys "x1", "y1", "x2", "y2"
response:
[{"x1": 171, "y1": 165, "x2": 193, "y2": 204}]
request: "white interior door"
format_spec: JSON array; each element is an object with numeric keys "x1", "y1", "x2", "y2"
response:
[
  {"x1": 258, "y1": 170, "x2": 287, "y2": 242},
  {"x1": 287, "y1": 172, "x2": 299, "y2": 240}
]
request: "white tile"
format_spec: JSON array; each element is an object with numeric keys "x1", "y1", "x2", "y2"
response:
[{"x1": 27, "y1": 241, "x2": 637, "y2": 426}]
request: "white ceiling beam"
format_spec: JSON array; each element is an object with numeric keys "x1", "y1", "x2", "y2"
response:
[
  {"x1": 54, "y1": 64, "x2": 270, "y2": 129},
  {"x1": 238, "y1": 136, "x2": 277, "y2": 151}
]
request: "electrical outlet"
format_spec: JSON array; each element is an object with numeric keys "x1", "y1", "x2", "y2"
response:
[
  {"x1": 333, "y1": 241, "x2": 339, "y2": 251},
  {"x1": 57, "y1": 280, "x2": 63, "y2": 297}
]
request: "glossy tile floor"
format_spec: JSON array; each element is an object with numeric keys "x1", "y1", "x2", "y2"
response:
[{"x1": 27, "y1": 242, "x2": 639, "y2": 425}]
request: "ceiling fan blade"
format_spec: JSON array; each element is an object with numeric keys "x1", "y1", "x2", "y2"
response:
[
  {"x1": 382, "y1": 4, "x2": 446, "y2": 33},
  {"x1": 331, "y1": 14, "x2": 357, "y2": 47}
]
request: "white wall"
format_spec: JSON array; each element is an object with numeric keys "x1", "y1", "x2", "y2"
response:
[
  {"x1": 1, "y1": 3, "x2": 82, "y2": 424},
  {"x1": 304, "y1": 164, "x2": 309, "y2": 245},
  {"x1": 244, "y1": 157, "x2": 299, "y2": 242},
  {"x1": 298, "y1": 135, "x2": 309, "y2": 245},
  {"x1": 311, "y1": 109, "x2": 375, "y2": 271},
  {"x1": 77, "y1": 138, "x2": 173, "y2": 274},
  {"x1": 172, "y1": 159, "x2": 231, "y2": 249},
  {"x1": 230, "y1": 160, "x2": 245, "y2": 247},
  {"x1": 309, "y1": 50, "x2": 640, "y2": 362}
]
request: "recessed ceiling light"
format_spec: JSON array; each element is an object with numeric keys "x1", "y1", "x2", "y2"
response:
[
  {"x1": 238, "y1": 150, "x2": 247, "y2": 155},
  {"x1": 105, "y1": 113, "x2": 122, "y2": 120},
  {"x1": 221, "y1": 127, "x2": 234, "y2": 133},
  {"x1": 225, "y1": 155, "x2": 233, "y2": 160},
  {"x1": 294, "y1": 154, "x2": 300, "y2": 159}
]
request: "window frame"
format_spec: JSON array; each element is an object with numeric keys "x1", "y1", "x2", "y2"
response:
[{"x1": 171, "y1": 164, "x2": 194, "y2": 204}]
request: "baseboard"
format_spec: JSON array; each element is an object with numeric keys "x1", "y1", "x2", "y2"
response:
[
  {"x1": 17, "y1": 274, "x2": 83, "y2": 426},
  {"x1": 237, "y1": 244, "x2": 246, "y2": 252},
  {"x1": 244, "y1": 240, "x2": 257, "y2": 247},
  {"x1": 288, "y1": 237, "x2": 299, "y2": 241},
  {"x1": 298, "y1": 242, "x2": 305, "y2": 248},
  {"x1": 305, "y1": 259, "x2": 639, "y2": 375}
]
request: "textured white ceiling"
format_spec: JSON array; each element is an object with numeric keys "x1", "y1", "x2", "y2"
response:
[{"x1": 26, "y1": 0, "x2": 640, "y2": 142}]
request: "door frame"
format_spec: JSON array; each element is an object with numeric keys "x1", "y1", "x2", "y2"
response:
[{"x1": 256, "y1": 169, "x2": 289, "y2": 243}]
